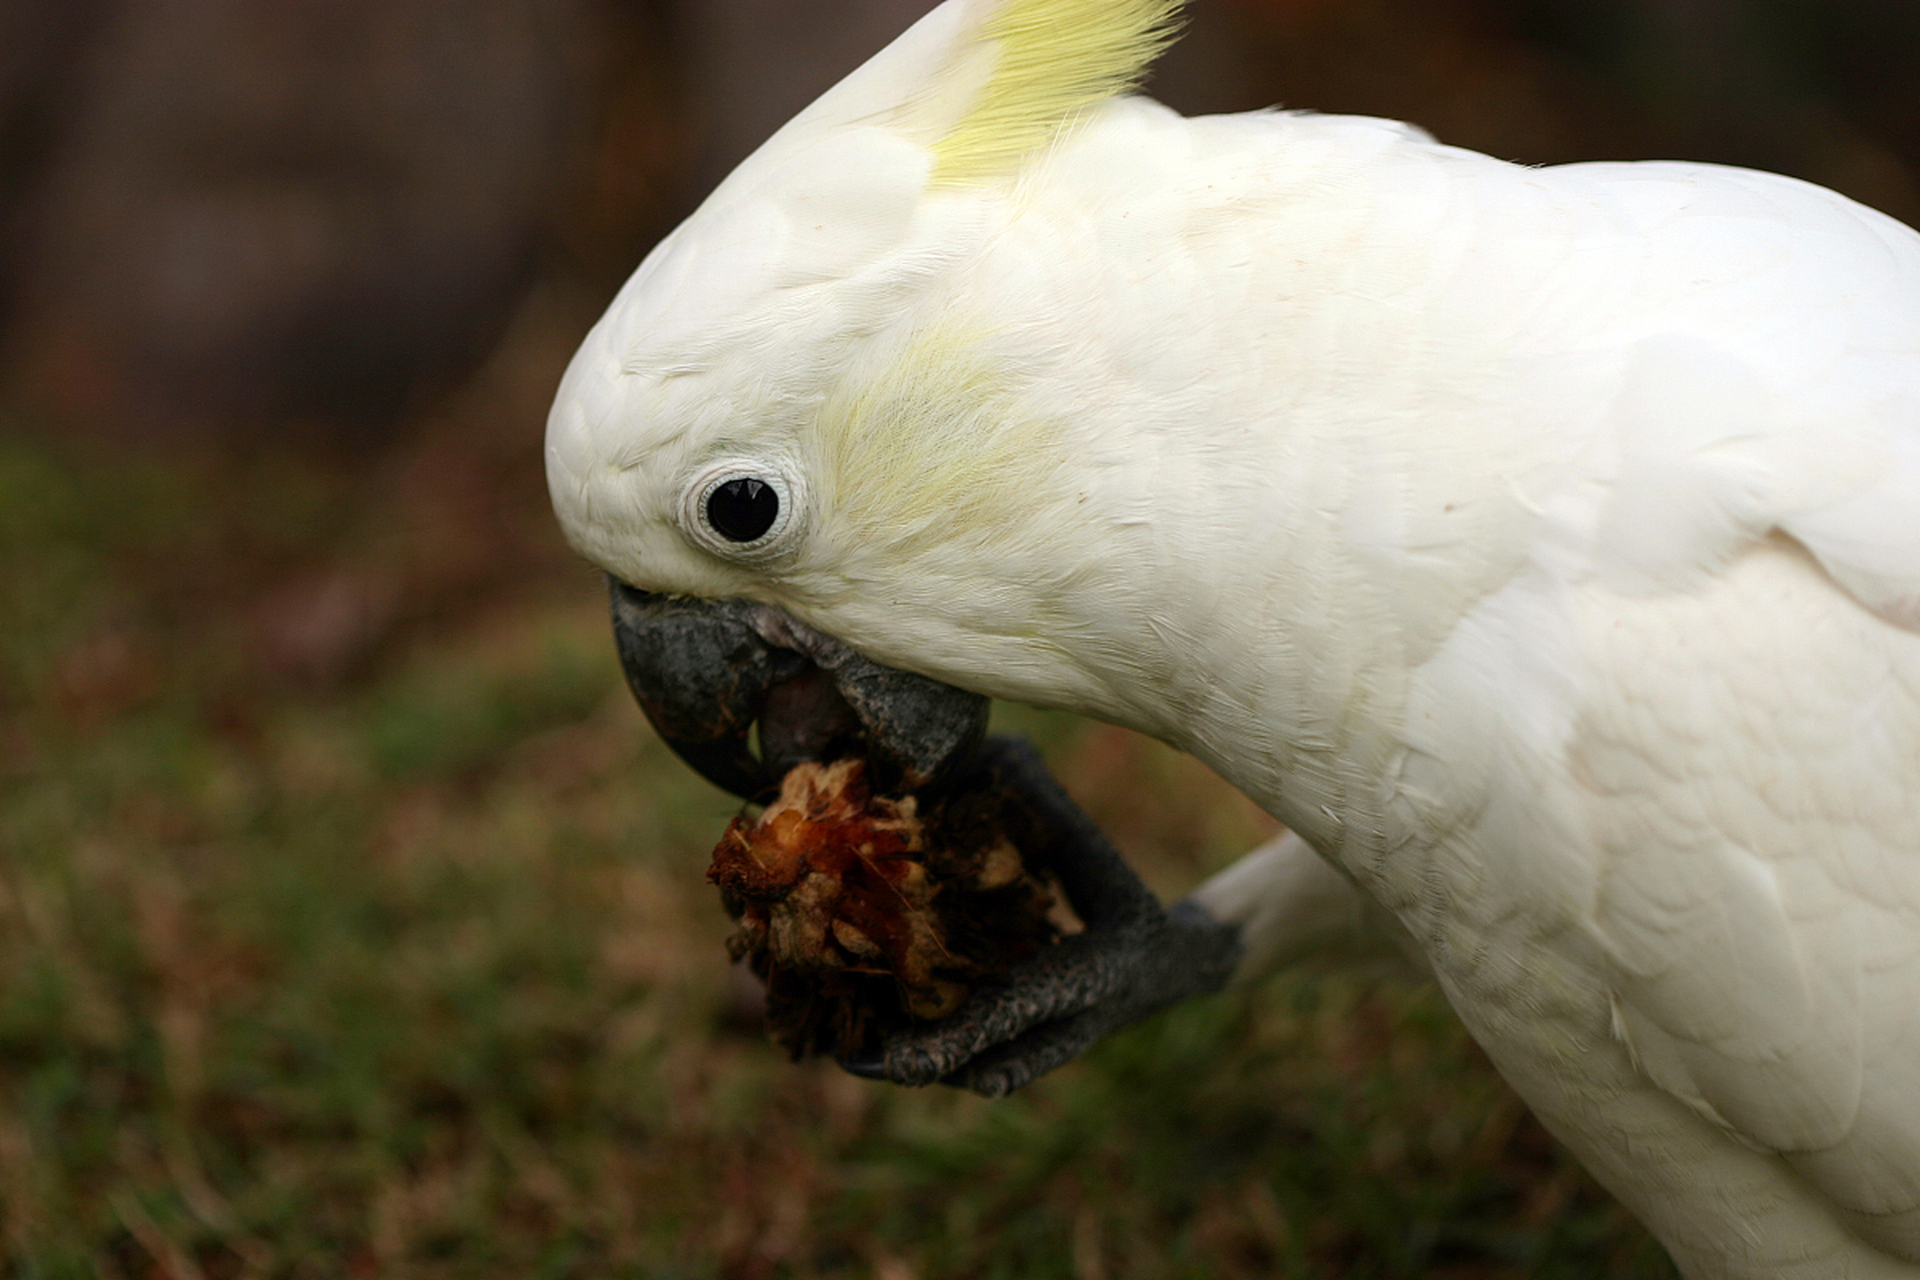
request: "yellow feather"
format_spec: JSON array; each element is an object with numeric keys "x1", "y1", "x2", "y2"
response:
[
  {"x1": 816, "y1": 321, "x2": 1058, "y2": 559},
  {"x1": 931, "y1": 0, "x2": 1184, "y2": 187}
]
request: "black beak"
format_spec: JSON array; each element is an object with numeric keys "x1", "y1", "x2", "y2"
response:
[{"x1": 608, "y1": 578, "x2": 990, "y2": 802}]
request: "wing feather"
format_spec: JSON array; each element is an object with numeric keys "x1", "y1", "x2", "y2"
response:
[
  {"x1": 1537, "y1": 161, "x2": 1920, "y2": 633},
  {"x1": 1573, "y1": 540, "x2": 1920, "y2": 1260}
]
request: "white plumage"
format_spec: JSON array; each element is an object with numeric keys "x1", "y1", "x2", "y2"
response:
[{"x1": 546, "y1": 2, "x2": 1920, "y2": 1274}]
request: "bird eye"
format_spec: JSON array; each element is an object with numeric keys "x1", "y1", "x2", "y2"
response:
[
  {"x1": 683, "y1": 462, "x2": 800, "y2": 559},
  {"x1": 706, "y1": 477, "x2": 780, "y2": 543}
]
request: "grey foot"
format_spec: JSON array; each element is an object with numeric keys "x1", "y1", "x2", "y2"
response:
[{"x1": 840, "y1": 736, "x2": 1243, "y2": 1097}]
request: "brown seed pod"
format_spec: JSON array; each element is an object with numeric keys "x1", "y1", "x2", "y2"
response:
[{"x1": 708, "y1": 757, "x2": 1064, "y2": 1061}]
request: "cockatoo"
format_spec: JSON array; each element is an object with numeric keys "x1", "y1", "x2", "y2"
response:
[{"x1": 544, "y1": 0, "x2": 1920, "y2": 1274}]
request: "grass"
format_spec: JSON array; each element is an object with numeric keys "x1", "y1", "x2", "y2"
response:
[{"x1": 0, "y1": 375, "x2": 1677, "y2": 1278}]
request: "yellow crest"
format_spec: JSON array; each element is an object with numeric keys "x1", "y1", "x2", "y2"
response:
[{"x1": 930, "y1": 0, "x2": 1184, "y2": 186}]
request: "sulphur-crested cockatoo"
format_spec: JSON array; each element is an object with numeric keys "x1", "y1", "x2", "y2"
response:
[{"x1": 545, "y1": 1, "x2": 1920, "y2": 1274}]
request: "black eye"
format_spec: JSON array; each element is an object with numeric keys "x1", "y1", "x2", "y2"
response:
[{"x1": 706, "y1": 477, "x2": 780, "y2": 543}]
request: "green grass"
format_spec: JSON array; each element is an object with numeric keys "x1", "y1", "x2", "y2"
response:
[{"x1": 0, "y1": 424, "x2": 1676, "y2": 1279}]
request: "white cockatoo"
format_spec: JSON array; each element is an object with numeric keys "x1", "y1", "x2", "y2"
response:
[{"x1": 544, "y1": 1, "x2": 1920, "y2": 1275}]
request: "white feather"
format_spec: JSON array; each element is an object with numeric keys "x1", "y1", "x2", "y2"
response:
[{"x1": 548, "y1": 4, "x2": 1920, "y2": 1274}]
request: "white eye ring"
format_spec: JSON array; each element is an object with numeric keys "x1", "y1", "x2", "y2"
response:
[{"x1": 680, "y1": 458, "x2": 804, "y2": 561}]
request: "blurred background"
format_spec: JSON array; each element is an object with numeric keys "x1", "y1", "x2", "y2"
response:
[{"x1": 2, "y1": 1, "x2": 1915, "y2": 1276}]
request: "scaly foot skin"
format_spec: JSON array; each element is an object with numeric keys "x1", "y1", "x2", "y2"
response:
[{"x1": 841, "y1": 736, "x2": 1245, "y2": 1097}]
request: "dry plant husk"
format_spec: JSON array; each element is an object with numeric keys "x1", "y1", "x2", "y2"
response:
[{"x1": 708, "y1": 757, "x2": 1063, "y2": 1061}]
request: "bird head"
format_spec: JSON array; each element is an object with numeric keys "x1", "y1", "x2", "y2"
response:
[{"x1": 546, "y1": 0, "x2": 1187, "y2": 799}]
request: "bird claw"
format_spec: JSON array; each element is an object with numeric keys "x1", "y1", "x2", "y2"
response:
[
  {"x1": 843, "y1": 899, "x2": 1241, "y2": 1094},
  {"x1": 839, "y1": 737, "x2": 1244, "y2": 1096}
]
